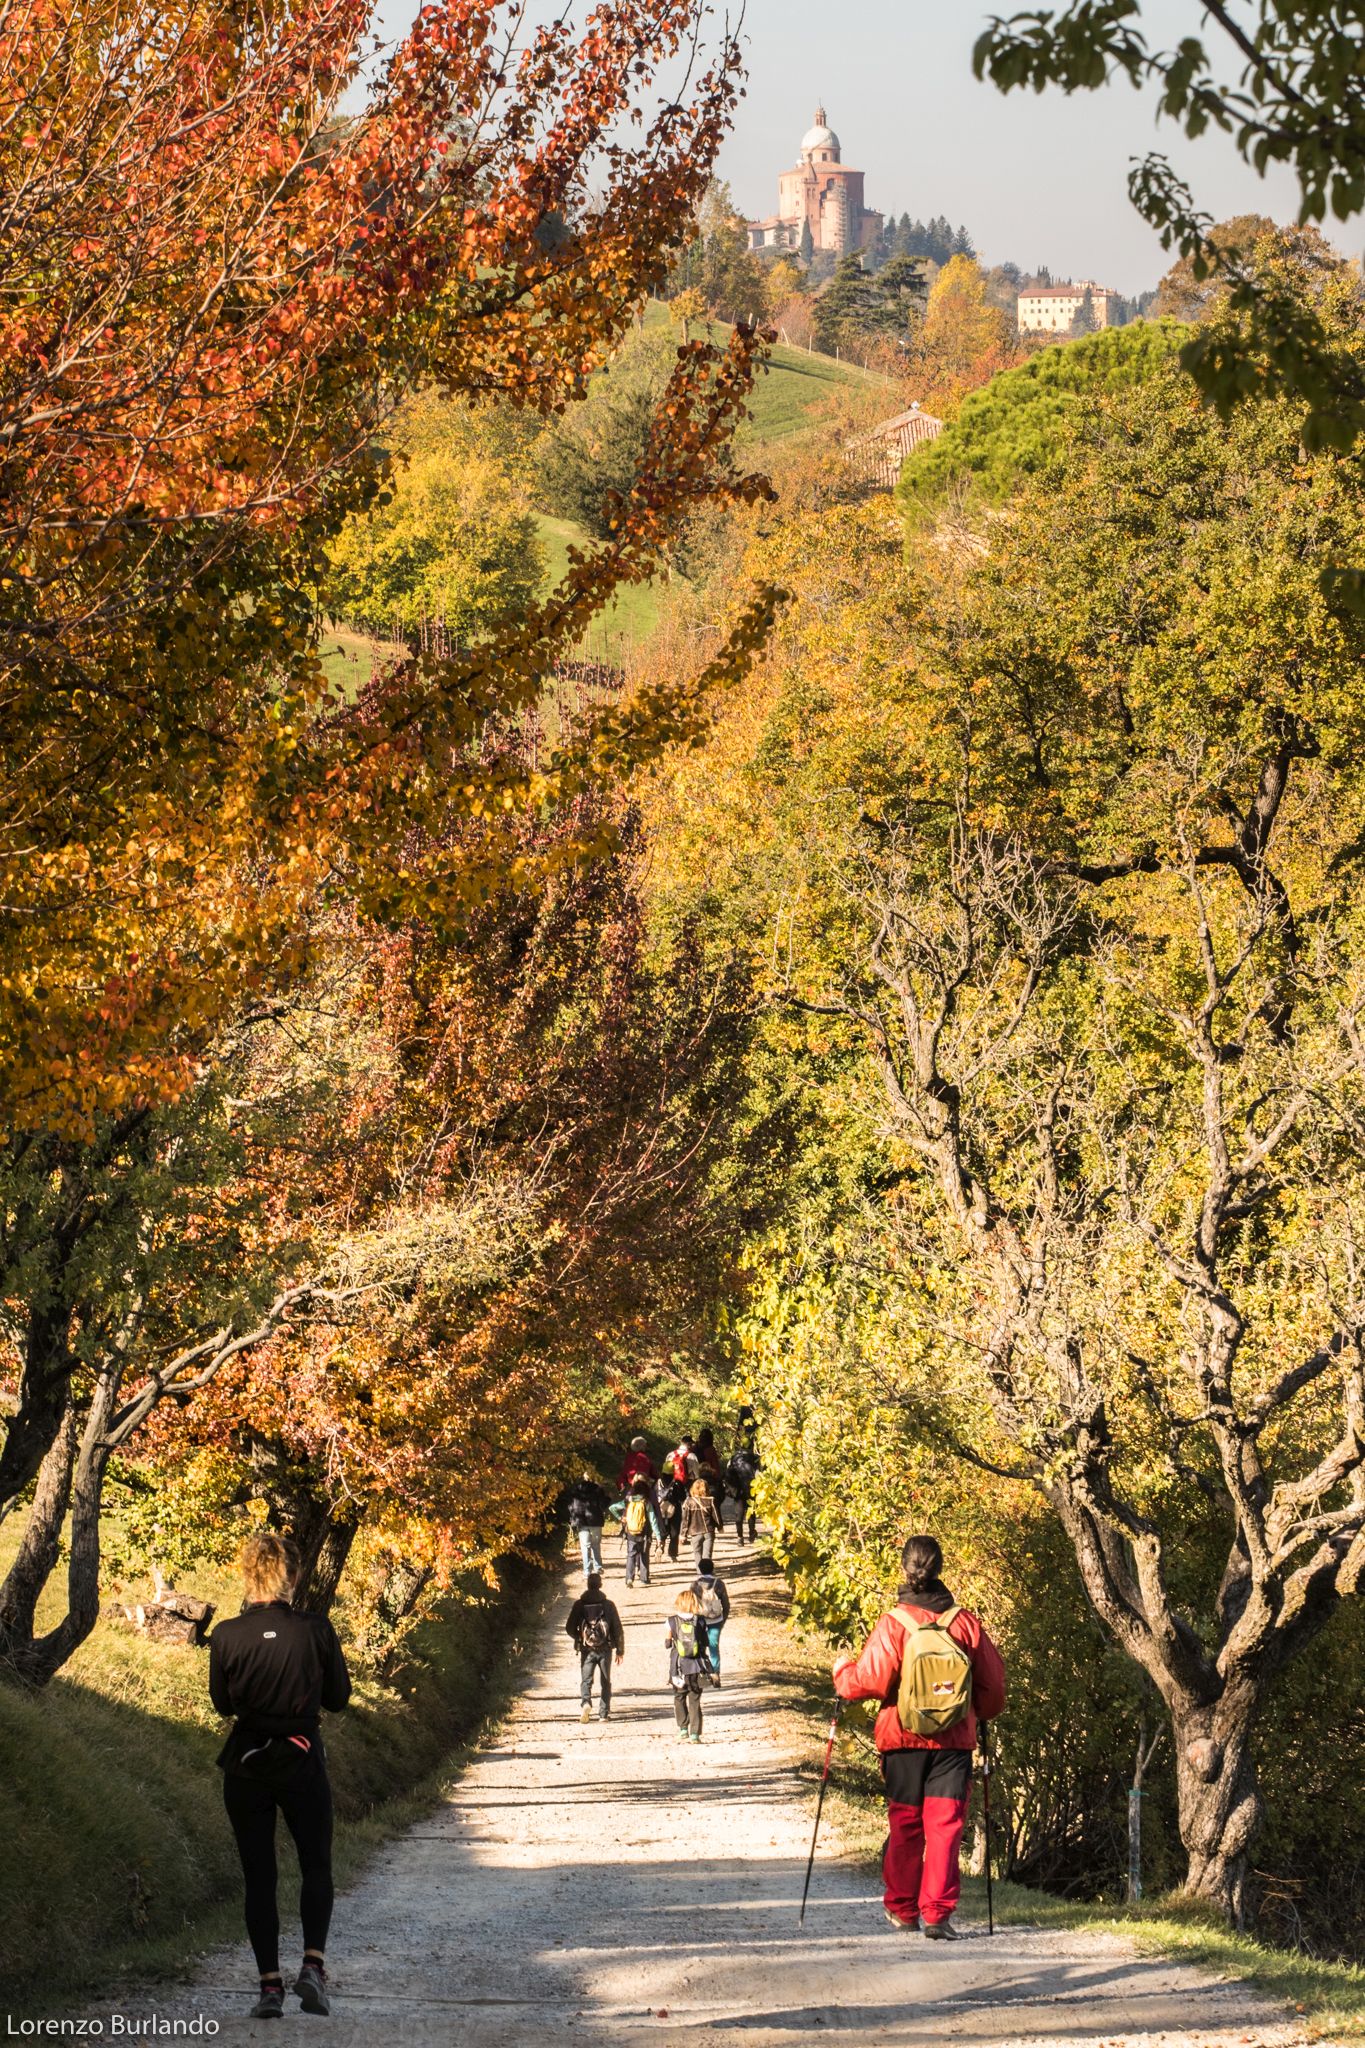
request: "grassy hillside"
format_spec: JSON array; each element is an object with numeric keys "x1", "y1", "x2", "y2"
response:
[
  {"x1": 316, "y1": 312, "x2": 880, "y2": 686},
  {"x1": 0, "y1": 1542, "x2": 559, "y2": 2010}
]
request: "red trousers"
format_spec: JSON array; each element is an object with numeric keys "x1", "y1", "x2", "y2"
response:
[{"x1": 881, "y1": 1748, "x2": 971, "y2": 1927}]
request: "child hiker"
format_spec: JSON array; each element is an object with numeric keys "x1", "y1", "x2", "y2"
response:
[
  {"x1": 691, "y1": 1557, "x2": 730, "y2": 1683},
  {"x1": 664, "y1": 1586, "x2": 713, "y2": 1743},
  {"x1": 833, "y1": 1534, "x2": 1005, "y2": 1939}
]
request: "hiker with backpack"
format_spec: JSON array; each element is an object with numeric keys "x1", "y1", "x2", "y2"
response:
[
  {"x1": 691, "y1": 1557, "x2": 730, "y2": 1682},
  {"x1": 833, "y1": 1534, "x2": 1005, "y2": 1940},
  {"x1": 209, "y1": 1532, "x2": 351, "y2": 2020},
  {"x1": 563, "y1": 1470, "x2": 613, "y2": 1579},
  {"x1": 622, "y1": 1476, "x2": 654, "y2": 1587},
  {"x1": 680, "y1": 1476, "x2": 721, "y2": 1567},
  {"x1": 655, "y1": 1466, "x2": 684, "y2": 1560},
  {"x1": 694, "y1": 1426, "x2": 724, "y2": 1500},
  {"x1": 664, "y1": 1586, "x2": 714, "y2": 1742},
  {"x1": 726, "y1": 1443, "x2": 759, "y2": 1544},
  {"x1": 566, "y1": 1571, "x2": 624, "y2": 1722}
]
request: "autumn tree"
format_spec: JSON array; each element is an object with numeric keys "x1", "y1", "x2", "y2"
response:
[
  {"x1": 0, "y1": 0, "x2": 776, "y2": 1146},
  {"x1": 129, "y1": 785, "x2": 783, "y2": 1635},
  {"x1": 0, "y1": 0, "x2": 784, "y2": 1540},
  {"x1": 904, "y1": 254, "x2": 1021, "y2": 414}
]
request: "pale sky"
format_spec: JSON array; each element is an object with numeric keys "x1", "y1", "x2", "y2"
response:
[
  {"x1": 717, "y1": 0, "x2": 1324, "y2": 293},
  {"x1": 360, "y1": 0, "x2": 1352, "y2": 297}
]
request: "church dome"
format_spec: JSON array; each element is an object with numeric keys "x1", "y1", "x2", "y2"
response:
[{"x1": 801, "y1": 105, "x2": 840, "y2": 156}]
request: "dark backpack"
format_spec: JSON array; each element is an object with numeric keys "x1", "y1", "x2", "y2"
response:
[{"x1": 579, "y1": 1604, "x2": 611, "y2": 1654}]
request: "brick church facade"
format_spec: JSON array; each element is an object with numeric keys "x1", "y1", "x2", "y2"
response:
[{"x1": 746, "y1": 108, "x2": 883, "y2": 258}]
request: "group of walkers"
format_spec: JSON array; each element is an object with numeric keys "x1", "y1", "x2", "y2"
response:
[
  {"x1": 561, "y1": 1411, "x2": 761, "y2": 1590},
  {"x1": 203, "y1": 1405, "x2": 1003, "y2": 2017},
  {"x1": 561, "y1": 1420, "x2": 748, "y2": 1741},
  {"x1": 565, "y1": 1555, "x2": 731, "y2": 1740}
]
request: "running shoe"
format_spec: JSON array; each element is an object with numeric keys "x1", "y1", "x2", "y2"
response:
[
  {"x1": 293, "y1": 1962, "x2": 331, "y2": 2015},
  {"x1": 251, "y1": 1985, "x2": 285, "y2": 2019}
]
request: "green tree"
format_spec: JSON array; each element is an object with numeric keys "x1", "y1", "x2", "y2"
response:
[
  {"x1": 896, "y1": 319, "x2": 1189, "y2": 517},
  {"x1": 324, "y1": 430, "x2": 542, "y2": 644},
  {"x1": 1069, "y1": 285, "x2": 1098, "y2": 336},
  {"x1": 812, "y1": 253, "x2": 926, "y2": 358},
  {"x1": 974, "y1": 1, "x2": 1365, "y2": 595},
  {"x1": 655, "y1": 308, "x2": 1365, "y2": 1923},
  {"x1": 534, "y1": 330, "x2": 683, "y2": 542},
  {"x1": 799, "y1": 218, "x2": 815, "y2": 266}
]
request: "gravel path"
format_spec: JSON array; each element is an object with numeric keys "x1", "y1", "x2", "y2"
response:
[{"x1": 102, "y1": 1538, "x2": 1309, "y2": 2046}]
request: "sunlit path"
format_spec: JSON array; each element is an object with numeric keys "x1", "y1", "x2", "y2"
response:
[{"x1": 90, "y1": 1536, "x2": 1303, "y2": 2046}]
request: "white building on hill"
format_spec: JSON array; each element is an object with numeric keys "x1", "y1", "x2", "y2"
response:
[{"x1": 1017, "y1": 281, "x2": 1123, "y2": 334}]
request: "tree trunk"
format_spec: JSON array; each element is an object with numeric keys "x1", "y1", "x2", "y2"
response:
[
  {"x1": 1170, "y1": 1689, "x2": 1264, "y2": 1927},
  {"x1": 0, "y1": 1365, "x2": 121, "y2": 1687},
  {"x1": 0, "y1": 1298, "x2": 76, "y2": 1520},
  {"x1": 0, "y1": 1405, "x2": 77, "y2": 1667},
  {"x1": 294, "y1": 1510, "x2": 362, "y2": 1616}
]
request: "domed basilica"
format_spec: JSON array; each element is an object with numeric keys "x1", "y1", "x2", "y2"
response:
[{"x1": 746, "y1": 107, "x2": 883, "y2": 257}]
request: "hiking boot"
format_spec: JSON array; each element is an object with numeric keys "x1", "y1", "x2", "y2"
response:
[
  {"x1": 580, "y1": 1705, "x2": 593, "y2": 1722},
  {"x1": 922, "y1": 1917, "x2": 962, "y2": 1941},
  {"x1": 884, "y1": 1910, "x2": 920, "y2": 1932},
  {"x1": 690, "y1": 1732, "x2": 703, "y2": 1743},
  {"x1": 251, "y1": 1984, "x2": 285, "y2": 2019},
  {"x1": 294, "y1": 1962, "x2": 330, "y2": 2015}
]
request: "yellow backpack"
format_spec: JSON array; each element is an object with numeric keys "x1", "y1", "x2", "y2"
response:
[
  {"x1": 624, "y1": 1494, "x2": 649, "y2": 1536},
  {"x1": 890, "y1": 1605, "x2": 973, "y2": 1737}
]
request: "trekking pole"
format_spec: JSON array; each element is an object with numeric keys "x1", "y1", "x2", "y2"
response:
[
  {"x1": 979, "y1": 1720, "x2": 995, "y2": 1937},
  {"x1": 798, "y1": 1699, "x2": 843, "y2": 1927}
]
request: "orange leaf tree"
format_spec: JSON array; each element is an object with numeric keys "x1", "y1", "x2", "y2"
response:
[{"x1": 0, "y1": 0, "x2": 779, "y2": 1136}]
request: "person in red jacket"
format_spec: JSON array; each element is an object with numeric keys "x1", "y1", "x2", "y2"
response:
[
  {"x1": 617, "y1": 1435, "x2": 656, "y2": 1492},
  {"x1": 833, "y1": 1533, "x2": 1005, "y2": 1940}
]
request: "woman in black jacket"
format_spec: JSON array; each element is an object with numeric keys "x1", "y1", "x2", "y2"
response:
[{"x1": 209, "y1": 1533, "x2": 351, "y2": 2019}]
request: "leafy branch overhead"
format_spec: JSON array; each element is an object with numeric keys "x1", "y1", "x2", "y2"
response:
[{"x1": 974, "y1": 1, "x2": 1365, "y2": 599}]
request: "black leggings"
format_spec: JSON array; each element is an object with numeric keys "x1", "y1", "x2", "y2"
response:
[{"x1": 223, "y1": 1759, "x2": 335, "y2": 1976}]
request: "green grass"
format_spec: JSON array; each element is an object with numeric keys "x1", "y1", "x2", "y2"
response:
[
  {"x1": 534, "y1": 513, "x2": 663, "y2": 661},
  {"x1": 748, "y1": 1573, "x2": 1365, "y2": 2042},
  {"x1": 0, "y1": 1543, "x2": 562, "y2": 2011},
  {"x1": 317, "y1": 623, "x2": 404, "y2": 699},
  {"x1": 743, "y1": 339, "x2": 886, "y2": 444}
]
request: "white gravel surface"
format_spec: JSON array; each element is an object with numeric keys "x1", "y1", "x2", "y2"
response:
[{"x1": 92, "y1": 1538, "x2": 1315, "y2": 2046}]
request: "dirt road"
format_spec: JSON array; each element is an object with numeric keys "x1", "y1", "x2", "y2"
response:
[{"x1": 106, "y1": 1539, "x2": 1307, "y2": 2046}]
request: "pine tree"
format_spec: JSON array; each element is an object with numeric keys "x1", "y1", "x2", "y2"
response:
[
  {"x1": 800, "y1": 217, "x2": 815, "y2": 264},
  {"x1": 1070, "y1": 285, "x2": 1098, "y2": 337},
  {"x1": 812, "y1": 252, "x2": 874, "y2": 355}
]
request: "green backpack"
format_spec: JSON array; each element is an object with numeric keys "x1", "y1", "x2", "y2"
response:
[{"x1": 891, "y1": 1605, "x2": 973, "y2": 1737}]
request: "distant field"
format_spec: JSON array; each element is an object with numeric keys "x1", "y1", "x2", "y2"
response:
[{"x1": 535, "y1": 513, "x2": 663, "y2": 663}]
